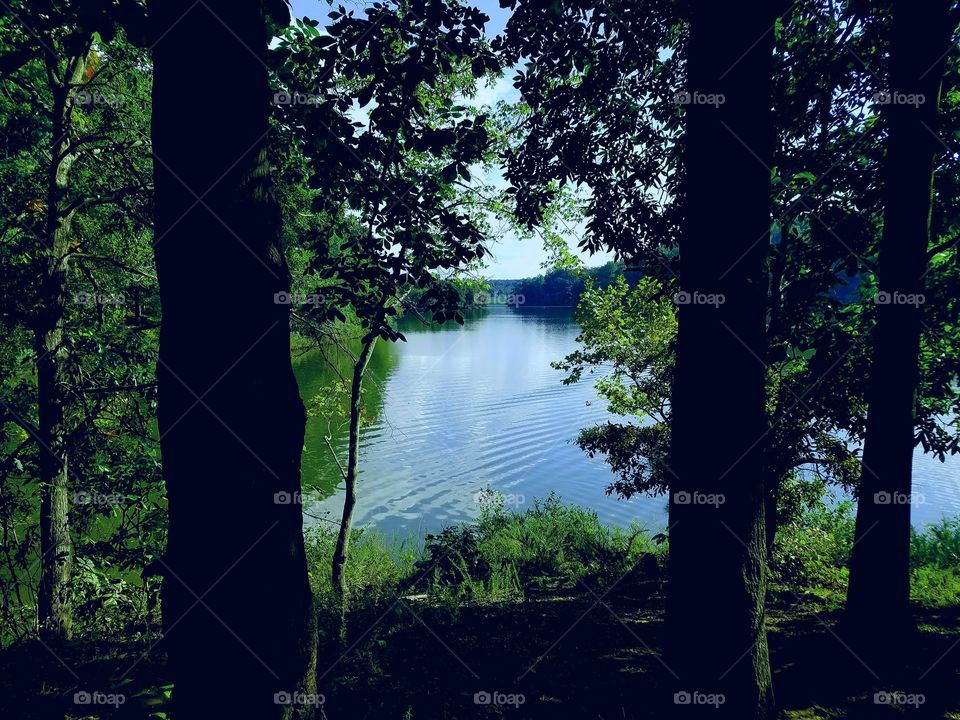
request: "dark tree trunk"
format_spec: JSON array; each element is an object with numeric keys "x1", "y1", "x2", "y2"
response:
[
  {"x1": 35, "y1": 54, "x2": 86, "y2": 641},
  {"x1": 845, "y1": 0, "x2": 954, "y2": 653},
  {"x1": 151, "y1": 2, "x2": 316, "y2": 718},
  {"x1": 331, "y1": 335, "x2": 377, "y2": 599},
  {"x1": 665, "y1": 3, "x2": 777, "y2": 718}
]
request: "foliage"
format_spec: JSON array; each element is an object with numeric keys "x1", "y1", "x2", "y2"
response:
[
  {"x1": 305, "y1": 525, "x2": 418, "y2": 602},
  {"x1": 271, "y1": 0, "x2": 502, "y2": 338},
  {"x1": 502, "y1": 0, "x2": 960, "y2": 531},
  {"x1": 770, "y1": 499, "x2": 857, "y2": 592},
  {"x1": 495, "y1": 0, "x2": 685, "y2": 264},
  {"x1": 70, "y1": 554, "x2": 159, "y2": 640},
  {"x1": 0, "y1": 3, "x2": 958, "y2": 701},
  {"x1": 554, "y1": 275, "x2": 675, "y2": 497},
  {"x1": 299, "y1": 493, "x2": 665, "y2": 609},
  {"x1": 271, "y1": 0, "x2": 518, "y2": 602},
  {"x1": 772, "y1": 501, "x2": 960, "y2": 608},
  {"x1": 510, "y1": 260, "x2": 624, "y2": 307},
  {"x1": 414, "y1": 490, "x2": 661, "y2": 600},
  {"x1": 911, "y1": 517, "x2": 960, "y2": 569},
  {"x1": 0, "y1": 9, "x2": 159, "y2": 643}
]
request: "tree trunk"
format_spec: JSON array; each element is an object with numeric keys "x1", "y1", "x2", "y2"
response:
[
  {"x1": 845, "y1": 0, "x2": 954, "y2": 653},
  {"x1": 151, "y1": 2, "x2": 316, "y2": 718},
  {"x1": 35, "y1": 54, "x2": 86, "y2": 641},
  {"x1": 331, "y1": 335, "x2": 377, "y2": 600},
  {"x1": 665, "y1": 3, "x2": 777, "y2": 718},
  {"x1": 35, "y1": 316, "x2": 72, "y2": 642}
]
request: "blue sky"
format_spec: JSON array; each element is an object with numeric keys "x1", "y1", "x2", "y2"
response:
[{"x1": 286, "y1": 0, "x2": 612, "y2": 279}]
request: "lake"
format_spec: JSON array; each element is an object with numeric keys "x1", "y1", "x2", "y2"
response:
[{"x1": 293, "y1": 305, "x2": 960, "y2": 538}]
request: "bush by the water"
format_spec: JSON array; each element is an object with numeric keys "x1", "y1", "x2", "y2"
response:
[
  {"x1": 770, "y1": 498, "x2": 960, "y2": 608},
  {"x1": 302, "y1": 493, "x2": 960, "y2": 612},
  {"x1": 304, "y1": 491, "x2": 664, "y2": 606},
  {"x1": 414, "y1": 491, "x2": 663, "y2": 600}
]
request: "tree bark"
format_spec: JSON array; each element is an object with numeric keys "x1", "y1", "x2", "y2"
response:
[
  {"x1": 845, "y1": 0, "x2": 954, "y2": 653},
  {"x1": 331, "y1": 335, "x2": 377, "y2": 600},
  {"x1": 35, "y1": 53, "x2": 86, "y2": 641},
  {"x1": 665, "y1": 3, "x2": 777, "y2": 718},
  {"x1": 151, "y1": 2, "x2": 316, "y2": 718}
]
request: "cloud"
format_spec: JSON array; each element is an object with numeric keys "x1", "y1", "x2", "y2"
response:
[{"x1": 470, "y1": 73, "x2": 518, "y2": 111}]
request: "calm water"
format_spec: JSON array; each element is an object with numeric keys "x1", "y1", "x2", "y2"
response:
[{"x1": 293, "y1": 306, "x2": 960, "y2": 537}]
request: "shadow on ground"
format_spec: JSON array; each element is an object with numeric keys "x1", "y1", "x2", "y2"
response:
[{"x1": 2, "y1": 589, "x2": 959, "y2": 719}]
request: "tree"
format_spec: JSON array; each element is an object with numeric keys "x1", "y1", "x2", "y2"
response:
[
  {"x1": 271, "y1": 0, "x2": 499, "y2": 603},
  {"x1": 502, "y1": 0, "x2": 960, "y2": 571},
  {"x1": 498, "y1": 4, "x2": 777, "y2": 710},
  {"x1": 0, "y1": 0, "x2": 152, "y2": 640},
  {"x1": 555, "y1": 269, "x2": 862, "y2": 544},
  {"x1": 497, "y1": 0, "x2": 683, "y2": 263},
  {"x1": 150, "y1": 1, "x2": 316, "y2": 717},
  {"x1": 552, "y1": 274, "x2": 675, "y2": 500},
  {"x1": 845, "y1": 0, "x2": 958, "y2": 651},
  {"x1": 665, "y1": 3, "x2": 778, "y2": 717}
]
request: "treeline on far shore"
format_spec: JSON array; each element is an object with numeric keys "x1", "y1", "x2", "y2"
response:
[{"x1": 454, "y1": 260, "x2": 629, "y2": 309}]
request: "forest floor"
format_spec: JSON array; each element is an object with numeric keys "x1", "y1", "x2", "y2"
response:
[{"x1": 2, "y1": 588, "x2": 960, "y2": 720}]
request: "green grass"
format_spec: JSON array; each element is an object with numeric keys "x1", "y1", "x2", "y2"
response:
[
  {"x1": 304, "y1": 525, "x2": 419, "y2": 602},
  {"x1": 303, "y1": 492, "x2": 960, "y2": 613},
  {"x1": 770, "y1": 499, "x2": 857, "y2": 596},
  {"x1": 911, "y1": 516, "x2": 960, "y2": 567},
  {"x1": 770, "y1": 499, "x2": 960, "y2": 608},
  {"x1": 304, "y1": 490, "x2": 664, "y2": 609},
  {"x1": 413, "y1": 490, "x2": 662, "y2": 601}
]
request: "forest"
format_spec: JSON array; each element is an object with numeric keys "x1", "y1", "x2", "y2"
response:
[{"x1": 2, "y1": 0, "x2": 960, "y2": 718}]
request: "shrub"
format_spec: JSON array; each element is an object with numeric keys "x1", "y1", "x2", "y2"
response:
[
  {"x1": 911, "y1": 517, "x2": 960, "y2": 569},
  {"x1": 770, "y1": 499, "x2": 856, "y2": 591},
  {"x1": 771, "y1": 500, "x2": 960, "y2": 608},
  {"x1": 305, "y1": 525, "x2": 418, "y2": 603},
  {"x1": 910, "y1": 517, "x2": 960, "y2": 607},
  {"x1": 414, "y1": 490, "x2": 661, "y2": 600}
]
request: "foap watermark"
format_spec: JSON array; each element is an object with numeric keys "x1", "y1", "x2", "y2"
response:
[
  {"x1": 72, "y1": 89, "x2": 125, "y2": 108},
  {"x1": 474, "y1": 291, "x2": 525, "y2": 307},
  {"x1": 474, "y1": 690, "x2": 525, "y2": 708},
  {"x1": 273, "y1": 691, "x2": 325, "y2": 707},
  {"x1": 873, "y1": 290, "x2": 925, "y2": 307},
  {"x1": 74, "y1": 490, "x2": 127, "y2": 507},
  {"x1": 673, "y1": 90, "x2": 726, "y2": 108},
  {"x1": 874, "y1": 691, "x2": 925, "y2": 708},
  {"x1": 674, "y1": 691, "x2": 725, "y2": 708},
  {"x1": 673, "y1": 291, "x2": 725, "y2": 308},
  {"x1": 873, "y1": 91, "x2": 926, "y2": 108},
  {"x1": 874, "y1": 491, "x2": 925, "y2": 506},
  {"x1": 273, "y1": 91, "x2": 323, "y2": 106},
  {"x1": 74, "y1": 691, "x2": 126, "y2": 708},
  {"x1": 274, "y1": 490, "x2": 303, "y2": 505},
  {"x1": 673, "y1": 491, "x2": 725, "y2": 508},
  {"x1": 474, "y1": 491, "x2": 525, "y2": 507},
  {"x1": 274, "y1": 291, "x2": 326, "y2": 307},
  {"x1": 74, "y1": 291, "x2": 125, "y2": 306}
]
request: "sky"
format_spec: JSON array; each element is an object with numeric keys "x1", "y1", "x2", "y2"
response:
[{"x1": 285, "y1": 0, "x2": 613, "y2": 279}]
